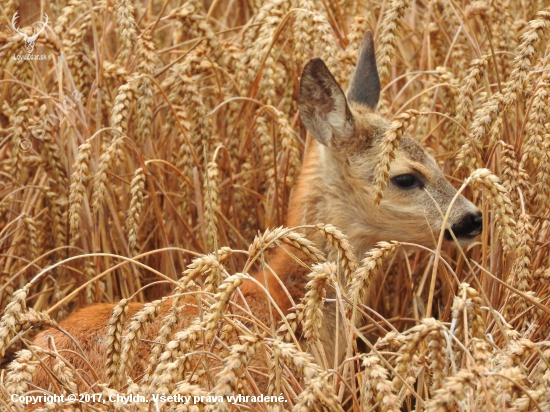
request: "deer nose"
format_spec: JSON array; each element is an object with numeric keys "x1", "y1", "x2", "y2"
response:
[
  {"x1": 471, "y1": 212, "x2": 483, "y2": 231},
  {"x1": 446, "y1": 211, "x2": 483, "y2": 240}
]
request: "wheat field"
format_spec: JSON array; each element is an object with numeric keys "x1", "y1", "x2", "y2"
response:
[{"x1": 1, "y1": 0, "x2": 550, "y2": 410}]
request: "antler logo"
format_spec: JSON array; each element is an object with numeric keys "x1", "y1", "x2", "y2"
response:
[{"x1": 12, "y1": 11, "x2": 49, "y2": 54}]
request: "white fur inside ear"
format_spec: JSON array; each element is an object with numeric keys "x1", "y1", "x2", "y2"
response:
[
  {"x1": 326, "y1": 87, "x2": 354, "y2": 142},
  {"x1": 300, "y1": 76, "x2": 354, "y2": 147},
  {"x1": 313, "y1": 111, "x2": 333, "y2": 145}
]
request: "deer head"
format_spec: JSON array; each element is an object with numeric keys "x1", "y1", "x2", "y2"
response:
[
  {"x1": 297, "y1": 31, "x2": 482, "y2": 258},
  {"x1": 12, "y1": 11, "x2": 49, "y2": 54}
]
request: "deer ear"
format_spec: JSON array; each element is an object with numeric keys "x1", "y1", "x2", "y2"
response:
[
  {"x1": 299, "y1": 58, "x2": 355, "y2": 147},
  {"x1": 347, "y1": 30, "x2": 380, "y2": 110}
]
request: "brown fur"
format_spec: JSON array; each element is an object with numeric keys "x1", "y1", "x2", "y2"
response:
[{"x1": 32, "y1": 30, "x2": 481, "y2": 392}]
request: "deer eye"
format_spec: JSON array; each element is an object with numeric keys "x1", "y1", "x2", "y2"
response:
[{"x1": 391, "y1": 174, "x2": 419, "y2": 189}]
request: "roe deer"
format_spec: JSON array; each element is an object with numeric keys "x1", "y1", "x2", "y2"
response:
[{"x1": 31, "y1": 30, "x2": 482, "y2": 391}]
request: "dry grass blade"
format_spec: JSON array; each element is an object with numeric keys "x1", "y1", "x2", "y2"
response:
[{"x1": 204, "y1": 158, "x2": 221, "y2": 253}]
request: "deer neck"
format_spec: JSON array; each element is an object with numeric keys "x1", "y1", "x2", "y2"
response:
[
  {"x1": 245, "y1": 142, "x2": 379, "y2": 317},
  {"x1": 286, "y1": 141, "x2": 379, "y2": 260}
]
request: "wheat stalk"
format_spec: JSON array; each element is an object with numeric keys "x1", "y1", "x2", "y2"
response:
[
  {"x1": 0, "y1": 288, "x2": 28, "y2": 357},
  {"x1": 118, "y1": 299, "x2": 165, "y2": 385},
  {"x1": 126, "y1": 167, "x2": 146, "y2": 252},
  {"x1": 315, "y1": 223, "x2": 358, "y2": 284},
  {"x1": 105, "y1": 299, "x2": 129, "y2": 388},
  {"x1": 469, "y1": 168, "x2": 516, "y2": 252},
  {"x1": 114, "y1": 0, "x2": 138, "y2": 60},
  {"x1": 361, "y1": 355, "x2": 400, "y2": 412},
  {"x1": 374, "y1": 110, "x2": 419, "y2": 204},
  {"x1": 69, "y1": 140, "x2": 92, "y2": 242},
  {"x1": 5, "y1": 348, "x2": 42, "y2": 395},
  {"x1": 302, "y1": 262, "x2": 336, "y2": 344},
  {"x1": 376, "y1": 0, "x2": 413, "y2": 83}
]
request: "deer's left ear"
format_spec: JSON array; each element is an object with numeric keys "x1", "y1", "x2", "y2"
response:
[
  {"x1": 347, "y1": 30, "x2": 380, "y2": 110},
  {"x1": 299, "y1": 58, "x2": 355, "y2": 148}
]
